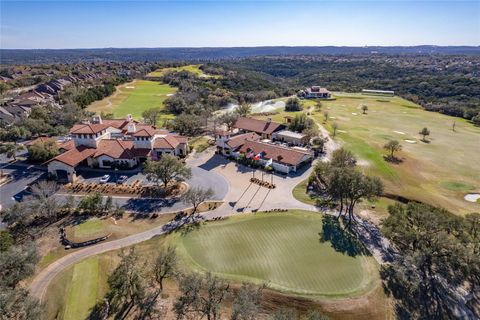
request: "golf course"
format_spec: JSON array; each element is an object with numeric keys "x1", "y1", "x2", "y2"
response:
[
  {"x1": 87, "y1": 79, "x2": 177, "y2": 121},
  {"x1": 175, "y1": 211, "x2": 379, "y2": 297},
  {"x1": 309, "y1": 93, "x2": 480, "y2": 214},
  {"x1": 43, "y1": 211, "x2": 385, "y2": 320}
]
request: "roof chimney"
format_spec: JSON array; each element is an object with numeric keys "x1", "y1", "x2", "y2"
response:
[
  {"x1": 91, "y1": 115, "x2": 102, "y2": 124},
  {"x1": 127, "y1": 122, "x2": 136, "y2": 133}
]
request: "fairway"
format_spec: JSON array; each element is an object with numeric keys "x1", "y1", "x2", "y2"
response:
[
  {"x1": 175, "y1": 212, "x2": 379, "y2": 296},
  {"x1": 311, "y1": 93, "x2": 480, "y2": 214},
  {"x1": 146, "y1": 64, "x2": 220, "y2": 78},
  {"x1": 63, "y1": 257, "x2": 99, "y2": 320},
  {"x1": 87, "y1": 79, "x2": 177, "y2": 121}
]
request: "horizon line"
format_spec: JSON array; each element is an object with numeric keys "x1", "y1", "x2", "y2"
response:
[{"x1": 2, "y1": 44, "x2": 480, "y2": 51}]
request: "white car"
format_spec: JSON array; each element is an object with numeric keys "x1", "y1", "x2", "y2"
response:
[{"x1": 99, "y1": 175, "x2": 110, "y2": 184}]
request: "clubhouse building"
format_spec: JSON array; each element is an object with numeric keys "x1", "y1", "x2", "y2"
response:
[
  {"x1": 46, "y1": 115, "x2": 188, "y2": 182},
  {"x1": 298, "y1": 86, "x2": 331, "y2": 99},
  {"x1": 216, "y1": 117, "x2": 313, "y2": 174}
]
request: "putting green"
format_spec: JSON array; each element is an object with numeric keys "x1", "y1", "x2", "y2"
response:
[{"x1": 175, "y1": 211, "x2": 379, "y2": 296}]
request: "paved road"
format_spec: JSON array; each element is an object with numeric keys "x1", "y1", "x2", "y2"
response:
[
  {"x1": 0, "y1": 163, "x2": 46, "y2": 210},
  {"x1": 0, "y1": 158, "x2": 228, "y2": 211},
  {"x1": 29, "y1": 219, "x2": 177, "y2": 300}
]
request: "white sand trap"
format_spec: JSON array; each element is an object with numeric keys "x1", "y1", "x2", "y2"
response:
[
  {"x1": 464, "y1": 194, "x2": 480, "y2": 203},
  {"x1": 351, "y1": 112, "x2": 358, "y2": 115},
  {"x1": 337, "y1": 130, "x2": 347, "y2": 133},
  {"x1": 166, "y1": 93, "x2": 174, "y2": 96},
  {"x1": 330, "y1": 116, "x2": 336, "y2": 119},
  {"x1": 357, "y1": 159, "x2": 370, "y2": 166},
  {"x1": 125, "y1": 86, "x2": 135, "y2": 89},
  {"x1": 404, "y1": 139, "x2": 416, "y2": 144},
  {"x1": 394, "y1": 131, "x2": 406, "y2": 135}
]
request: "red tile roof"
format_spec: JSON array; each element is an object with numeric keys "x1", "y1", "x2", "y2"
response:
[
  {"x1": 234, "y1": 117, "x2": 285, "y2": 135},
  {"x1": 48, "y1": 146, "x2": 96, "y2": 167},
  {"x1": 93, "y1": 139, "x2": 135, "y2": 159},
  {"x1": 238, "y1": 140, "x2": 312, "y2": 166},
  {"x1": 153, "y1": 135, "x2": 180, "y2": 149},
  {"x1": 57, "y1": 140, "x2": 75, "y2": 151},
  {"x1": 226, "y1": 132, "x2": 260, "y2": 149},
  {"x1": 70, "y1": 123, "x2": 109, "y2": 134}
]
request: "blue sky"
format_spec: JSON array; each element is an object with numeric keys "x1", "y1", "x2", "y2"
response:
[{"x1": 1, "y1": 1, "x2": 479, "y2": 49}]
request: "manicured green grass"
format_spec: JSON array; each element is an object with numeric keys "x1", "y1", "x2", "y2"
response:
[
  {"x1": 73, "y1": 218, "x2": 105, "y2": 238},
  {"x1": 63, "y1": 257, "x2": 99, "y2": 320},
  {"x1": 311, "y1": 93, "x2": 480, "y2": 214},
  {"x1": 175, "y1": 211, "x2": 379, "y2": 297},
  {"x1": 147, "y1": 64, "x2": 219, "y2": 78},
  {"x1": 440, "y1": 181, "x2": 475, "y2": 191},
  {"x1": 87, "y1": 80, "x2": 177, "y2": 121},
  {"x1": 189, "y1": 136, "x2": 210, "y2": 153},
  {"x1": 292, "y1": 179, "x2": 317, "y2": 205}
]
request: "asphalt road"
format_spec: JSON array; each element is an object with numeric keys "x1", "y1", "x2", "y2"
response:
[{"x1": 0, "y1": 163, "x2": 46, "y2": 210}]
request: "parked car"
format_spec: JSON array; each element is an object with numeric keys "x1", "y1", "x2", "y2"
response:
[
  {"x1": 99, "y1": 175, "x2": 110, "y2": 184},
  {"x1": 116, "y1": 175, "x2": 128, "y2": 184}
]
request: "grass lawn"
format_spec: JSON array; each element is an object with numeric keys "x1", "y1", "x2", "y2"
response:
[
  {"x1": 46, "y1": 255, "x2": 117, "y2": 320},
  {"x1": 44, "y1": 211, "x2": 391, "y2": 319},
  {"x1": 189, "y1": 136, "x2": 211, "y2": 153},
  {"x1": 310, "y1": 93, "x2": 480, "y2": 214},
  {"x1": 147, "y1": 64, "x2": 221, "y2": 79},
  {"x1": 292, "y1": 179, "x2": 317, "y2": 206},
  {"x1": 174, "y1": 211, "x2": 379, "y2": 297},
  {"x1": 87, "y1": 79, "x2": 177, "y2": 121},
  {"x1": 63, "y1": 257, "x2": 100, "y2": 320}
]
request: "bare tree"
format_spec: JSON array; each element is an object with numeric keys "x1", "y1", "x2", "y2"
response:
[
  {"x1": 152, "y1": 246, "x2": 177, "y2": 291},
  {"x1": 332, "y1": 122, "x2": 338, "y2": 136},
  {"x1": 174, "y1": 272, "x2": 230, "y2": 320},
  {"x1": 182, "y1": 187, "x2": 214, "y2": 214},
  {"x1": 231, "y1": 283, "x2": 264, "y2": 320}
]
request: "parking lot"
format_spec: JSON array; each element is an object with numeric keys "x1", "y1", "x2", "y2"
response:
[{"x1": 75, "y1": 169, "x2": 149, "y2": 186}]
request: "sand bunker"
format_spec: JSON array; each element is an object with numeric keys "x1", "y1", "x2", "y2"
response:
[
  {"x1": 166, "y1": 93, "x2": 175, "y2": 96},
  {"x1": 337, "y1": 130, "x2": 347, "y2": 133},
  {"x1": 357, "y1": 159, "x2": 370, "y2": 166},
  {"x1": 404, "y1": 139, "x2": 416, "y2": 144},
  {"x1": 464, "y1": 194, "x2": 480, "y2": 203},
  {"x1": 330, "y1": 116, "x2": 336, "y2": 119},
  {"x1": 125, "y1": 86, "x2": 135, "y2": 89},
  {"x1": 351, "y1": 112, "x2": 358, "y2": 115},
  {"x1": 394, "y1": 131, "x2": 406, "y2": 135}
]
